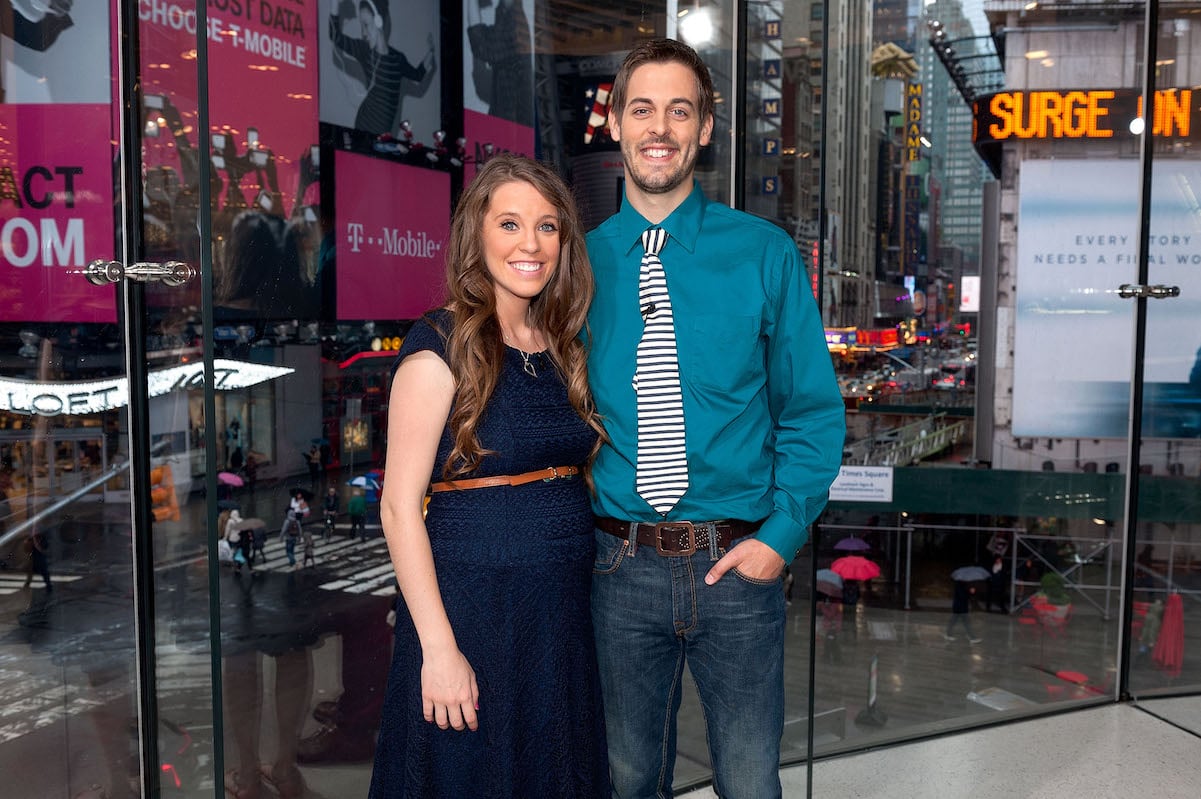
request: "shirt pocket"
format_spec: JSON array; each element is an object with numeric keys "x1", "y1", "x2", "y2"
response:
[{"x1": 685, "y1": 314, "x2": 762, "y2": 393}]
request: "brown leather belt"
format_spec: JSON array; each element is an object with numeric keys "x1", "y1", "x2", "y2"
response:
[
  {"x1": 595, "y1": 516, "x2": 763, "y2": 556},
  {"x1": 429, "y1": 465, "x2": 580, "y2": 493}
]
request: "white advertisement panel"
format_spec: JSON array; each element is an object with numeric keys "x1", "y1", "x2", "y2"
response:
[{"x1": 1012, "y1": 160, "x2": 1201, "y2": 438}]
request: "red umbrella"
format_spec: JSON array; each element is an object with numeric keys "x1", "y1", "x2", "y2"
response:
[
  {"x1": 1152, "y1": 593, "x2": 1184, "y2": 677},
  {"x1": 830, "y1": 555, "x2": 881, "y2": 581},
  {"x1": 217, "y1": 471, "x2": 245, "y2": 487}
]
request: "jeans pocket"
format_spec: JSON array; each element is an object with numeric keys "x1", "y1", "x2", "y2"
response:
[
  {"x1": 730, "y1": 567, "x2": 783, "y2": 587},
  {"x1": 593, "y1": 530, "x2": 629, "y2": 574}
]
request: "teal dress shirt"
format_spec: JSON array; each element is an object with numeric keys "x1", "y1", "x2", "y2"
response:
[{"x1": 586, "y1": 182, "x2": 846, "y2": 561}]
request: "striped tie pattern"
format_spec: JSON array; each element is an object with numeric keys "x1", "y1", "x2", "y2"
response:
[{"x1": 634, "y1": 227, "x2": 688, "y2": 514}]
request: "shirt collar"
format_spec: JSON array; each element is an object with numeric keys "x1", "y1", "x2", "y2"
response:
[{"x1": 616, "y1": 180, "x2": 707, "y2": 257}]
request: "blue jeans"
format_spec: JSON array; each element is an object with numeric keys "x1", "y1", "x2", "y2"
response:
[
  {"x1": 591, "y1": 528, "x2": 785, "y2": 799},
  {"x1": 285, "y1": 536, "x2": 297, "y2": 566}
]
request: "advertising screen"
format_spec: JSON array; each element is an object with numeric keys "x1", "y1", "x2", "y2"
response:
[
  {"x1": 0, "y1": 3, "x2": 116, "y2": 323},
  {"x1": 1012, "y1": 159, "x2": 1201, "y2": 438},
  {"x1": 319, "y1": 0, "x2": 440, "y2": 143},
  {"x1": 334, "y1": 149, "x2": 448, "y2": 320}
]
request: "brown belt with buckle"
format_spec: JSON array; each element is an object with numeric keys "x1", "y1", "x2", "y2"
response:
[
  {"x1": 594, "y1": 516, "x2": 763, "y2": 556},
  {"x1": 429, "y1": 465, "x2": 580, "y2": 493}
]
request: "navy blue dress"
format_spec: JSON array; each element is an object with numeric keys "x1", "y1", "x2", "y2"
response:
[{"x1": 369, "y1": 311, "x2": 608, "y2": 798}]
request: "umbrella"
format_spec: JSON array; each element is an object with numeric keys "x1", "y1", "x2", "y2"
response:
[
  {"x1": 830, "y1": 555, "x2": 881, "y2": 581},
  {"x1": 311, "y1": 437, "x2": 330, "y2": 446},
  {"x1": 348, "y1": 475, "x2": 381, "y2": 489},
  {"x1": 834, "y1": 536, "x2": 871, "y2": 552},
  {"x1": 217, "y1": 499, "x2": 242, "y2": 511},
  {"x1": 217, "y1": 471, "x2": 244, "y2": 487},
  {"x1": 288, "y1": 487, "x2": 315, "y2": 501},
  {"x1": 816, "y1": 568, "x2": 844, "y2": 597},
  {"x1": 951, "y1": 566, "x2": 991, "y2": 582},
  {"x1": 232, "y1": 517, "x2": 266, "y2": 532},
  {"x1": 1152, "y1": 593, "x2": 1184, "y2": 677}
]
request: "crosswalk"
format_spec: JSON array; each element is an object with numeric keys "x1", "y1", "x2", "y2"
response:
[
  {"x1": 0, "y1": 572, "x2": 83, "y2": 596},
  {"x1": 234, "y1": 524, "x2": 398, "y2": 596}
]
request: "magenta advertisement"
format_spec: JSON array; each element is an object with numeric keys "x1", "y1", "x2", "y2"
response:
[
  {"x1": 335, "y1": 150, "x2": 448, "y2": 320},
  {"x1": 0, "y1": 0, "x2": 116, "y2": 324},
  {"x1": 463, "y1": 109, "x2": 534, "y2": 182},
  {"x1": 139, "y1": 1, "x2": 320, "y2": 222}
]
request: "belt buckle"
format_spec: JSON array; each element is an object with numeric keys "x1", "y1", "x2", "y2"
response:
[{"x1": 655, "y1": 521, "x2": 696, "y2": 556}]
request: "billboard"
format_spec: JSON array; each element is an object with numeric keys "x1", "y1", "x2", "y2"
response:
[
  {"x1": 139, "y1": 0, "x2": 321, "y2": 317},
  {"x1": 0, "y1": 2, "x2": 116, "y2": 323},
  {"x1": 462, "y1": 0, "x2": 535, "y2": 179},
  {"x1": 319, "y1": 0, "x2": 440, "y2": 143},
  {"x1": 334, "y1": 149, "x2": 448, "y2": 320},
  {"x1": 1012, "y1": 159, "x2": 1201, "y2": 438}
]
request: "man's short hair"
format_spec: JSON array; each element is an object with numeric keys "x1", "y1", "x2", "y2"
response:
[{"x1": 610, "y1": 38, "x2": 716, "y2": 127}]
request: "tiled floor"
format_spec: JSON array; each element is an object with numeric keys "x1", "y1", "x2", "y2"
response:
[{"x1": 680, "y1": 698, "x2": 1201, "y2": 798}]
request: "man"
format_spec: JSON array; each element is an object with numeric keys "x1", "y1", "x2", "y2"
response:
[{"x1": 586, "y1": 39, "x2": 845, "y2": 797}]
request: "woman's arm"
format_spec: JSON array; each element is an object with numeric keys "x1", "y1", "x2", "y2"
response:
[{"x1": 380, "y1": 350, "x2": 480, "y2": 732}]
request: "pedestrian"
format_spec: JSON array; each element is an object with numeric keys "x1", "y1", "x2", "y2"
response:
[
  {"x1": 945, "y1": 581, "x2": 982, "y2": 643},
  {"x1": 368, "y1": 155, "x2": 608, "y2": 797},
  {"x1": 290, "y1": 490, "x2": 311, "y2": 522},
  {"x1": 986, "y1": 554, "x2": 1008, "y2": 612},
  {"x1": 251, "y1": 524, "x2": 268, "y2": 567},
  {"x1": 303, "y1": 525, "x2": 315, "y2": 568},
  {"x1": 584, "y1": 39, "x2": 845, "y2": 797},
  {"x1": 323, "y1": 486, "x2": 339, "y2": 539},
  {"x1": 347, "y1": 489, "x2": 367, "y2": 541},
  {"x1": 244, "y1": 452, "x2": 259, "y2": 494},
  {"x1": 281, "y1": 510, "x2": 302, "y2": 569},
  {"x1": 307, "y1": 444, "x2": 323, "y2": 490},
  {"x1": 225, "y1": 510, "x2": 254, "y2": 574},
  {"x1": 23, "y1": 529, "x2": 52, "y2": 591}
]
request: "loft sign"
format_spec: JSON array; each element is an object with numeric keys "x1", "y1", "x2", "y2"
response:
[{"x1": 0, "y1": 359, "x2": 294, "y2": 417}]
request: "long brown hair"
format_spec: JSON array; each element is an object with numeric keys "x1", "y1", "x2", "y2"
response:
[{"x1": 437, "y1": 154, "x2": 604, "y2": 478}]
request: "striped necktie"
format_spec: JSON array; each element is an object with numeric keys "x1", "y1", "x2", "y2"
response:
[{"x1": 635, "y1": 227, "x2": 688, "y2": 514}]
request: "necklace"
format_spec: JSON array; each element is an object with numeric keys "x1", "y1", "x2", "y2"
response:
[
  {"x1": 516, "y1": 348, "x2": 538, "y2": 378},
  {"x1": 502, "y1": 333, "x2": 539, "y2": 378}
]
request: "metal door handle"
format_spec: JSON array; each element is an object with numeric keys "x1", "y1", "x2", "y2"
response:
[
  {"x1": 85, "y1": 259, "x2": 195, "y2": 287},
  {"x1": 1116, "y1": 284, "x2": 1181, "y2": 299}
]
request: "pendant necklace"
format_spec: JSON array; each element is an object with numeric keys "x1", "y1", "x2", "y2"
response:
[
  {"x1": 503, "y1": 331, "x2": 539, "y2": 378},
  {"x1": 517, "y1": 348, "x2": 538, "y2": 378}
]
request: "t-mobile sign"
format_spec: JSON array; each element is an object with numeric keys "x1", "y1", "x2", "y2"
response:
[{"x1": 335, "y1": 151, "x2": 449, "y2": 320}]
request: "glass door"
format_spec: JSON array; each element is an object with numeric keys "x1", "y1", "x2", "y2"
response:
[
  {"x1": 1125, "y1": 1, "x2": 1201, "y2": 728},
  {"x1": 0, "y1": 2, "x2": 217, "y2": 797}
]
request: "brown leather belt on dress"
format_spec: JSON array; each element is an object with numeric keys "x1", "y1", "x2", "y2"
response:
[
  {"x1": 428, "y1": 465, "x2": 580, "y2": 493},
  {"x1": 594, "y1": 515, "x2": 763, "y2": 556}
]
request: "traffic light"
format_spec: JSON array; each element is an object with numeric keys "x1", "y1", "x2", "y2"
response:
[{"x1": 150, "y1": 463, "x2": 180, "y2": 522}]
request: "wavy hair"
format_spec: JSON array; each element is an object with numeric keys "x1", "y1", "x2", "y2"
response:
[{"x1": 436, "y1": 154, "x2": 604, "y2": 478}]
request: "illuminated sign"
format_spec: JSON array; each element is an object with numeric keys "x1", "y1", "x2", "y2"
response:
[
  {"x1": 0, "y1": 359, "x2": 295, "y2": 416},
  {"x1": 972, "y1": 88, "x2": 1199, "y2": 177},
  {"x1": 974, "y1": 88, "x2": 1194, "y2": 143},
  {"x1": 905, "y1": 83, "x2": 923, "y2": 161}
]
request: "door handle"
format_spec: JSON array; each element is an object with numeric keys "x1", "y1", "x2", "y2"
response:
[
  {"x1": 85, "y1": 259, "x2": 196, "y2": 287},
  {"x1": 1116, "y1": 283, "x2": 1181, "y2": 299}
]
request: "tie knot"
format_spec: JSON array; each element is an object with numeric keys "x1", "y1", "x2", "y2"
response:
[{"x1": 641, "y1": 227, "x2": 667, "y2": 257}]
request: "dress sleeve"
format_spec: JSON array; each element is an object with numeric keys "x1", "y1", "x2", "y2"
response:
[{"x1": 395, "y1": 310, "x2": 451, "y2": 369}]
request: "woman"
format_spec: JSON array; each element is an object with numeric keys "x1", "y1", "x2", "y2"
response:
[{"x1": 369, "y1": 155, "x2": 608, "y2": 797}]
